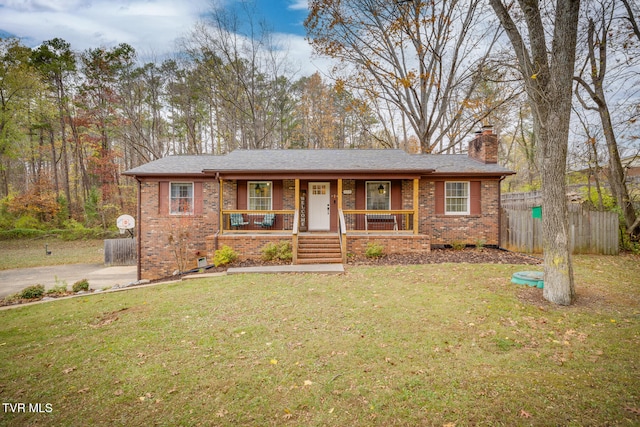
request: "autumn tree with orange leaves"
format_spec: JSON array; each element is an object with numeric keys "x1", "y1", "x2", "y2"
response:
[{"x1": 305, "y1": 0, "x2": 512, "y2": 153}]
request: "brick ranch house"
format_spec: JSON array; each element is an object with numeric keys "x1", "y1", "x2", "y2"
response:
[{"x1": 124, "y1": 129, "x2": 514, "y2": 281}]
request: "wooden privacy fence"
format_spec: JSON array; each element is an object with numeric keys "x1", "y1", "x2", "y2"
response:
[
  {"x1": 500, "y1": 206, "x2": 619, "y2": 255},
  {"x1": 104, "y1": 238, "x2": 137, "y2": 266},
  {"x1": 501, "y1": 191, "x2": 542, "y2": 209}
]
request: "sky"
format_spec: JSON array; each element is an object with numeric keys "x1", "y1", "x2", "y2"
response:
[{"x1": 0, "y1": 0, "x2": 328, "y2": 76}]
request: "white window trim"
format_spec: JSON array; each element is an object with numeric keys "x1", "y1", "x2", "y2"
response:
[
  {"x1": 248, "y1": 181, "x2": 273, "y2": 211},
  {"x1": 365, "y1": 181, "x2": 391, "y2": 210},
  {"x1": 445, "y1": 181, "x2": 470, "y2": 215},
  {"x1": 169, "y1": 182, "x2": 194, "y2": 215}
]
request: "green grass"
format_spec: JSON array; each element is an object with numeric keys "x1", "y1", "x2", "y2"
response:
[
  {"x1": 0, "y1": 239, "x2": 104, "y2": 270},
  {"x1": 0, "y1": 255, "x2": 638, "y2": 426}
]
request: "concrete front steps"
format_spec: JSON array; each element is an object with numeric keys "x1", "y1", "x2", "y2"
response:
[{"x1": 296, "y1": 234, "x2": 343, "y2": 264}]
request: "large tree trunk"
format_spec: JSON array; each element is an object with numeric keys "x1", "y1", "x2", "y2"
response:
[
  {"x1": 490, "y1": 0, "x2": 580, "y2": 305},
  {"x1": 537, "y1": 103, "x2": 575, "y2": 305}
]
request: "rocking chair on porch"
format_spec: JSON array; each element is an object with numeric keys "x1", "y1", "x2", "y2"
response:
[
  {"x1": 230, "y1": 213, "x2": 249, "y2": 228},
  {"x1": 254, "y1": 213, "x2": 275, "y2": 228}
]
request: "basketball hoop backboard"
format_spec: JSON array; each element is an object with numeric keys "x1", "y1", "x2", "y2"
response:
[{"x1": 117, "y1": 214, "x2": 135, "y2": 236}]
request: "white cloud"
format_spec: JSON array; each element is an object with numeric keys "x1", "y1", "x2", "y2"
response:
[
  {"x1": 273, "y1": 32, "x2": 336, "y2": 78},
  {"x1": 0, "y1": 0, "x2": 210, "y2": 60},
  {"x1": 287, "y1": 0, "x2": 307, "y2": 11},
  {"x1": 0, "y1": 0, "x2": 331, "y2": 72},
  {"x1": 0, "y1": 0, "x2": 89, "y2": 12}
]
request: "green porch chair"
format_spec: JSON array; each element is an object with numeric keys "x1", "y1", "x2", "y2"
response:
[{"x1": 230, "y1": 213, "x2": 249, "y2": 228}]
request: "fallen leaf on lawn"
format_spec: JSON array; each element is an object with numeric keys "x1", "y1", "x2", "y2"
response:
[
  {"x1": 62, "y1": 366, "x2": 76, "y2": 374},
  {"x1": 303, "y1": 380, "x2": 313, "y2": 386},
  {"x1": 328, "y1": 407, "x2": 335, "y2": 414},
  {"x1": 167, "y1": 388, "x2": 177, "y2": 394},
  {"x1": 216, "y1": 409, "x2": 228, "y2": 418},
  {"x1": 270, "y1": 359, "x2": 278, "y2": 365},
  {"x1": 519, "y1": 409, "x2": 531, "y2": 418},
  {"x1": 77, "y1": 388, "x2": 89, "y2": 394},
  {"x1": 442, "y1": 423, "x2": 456, "y2": 427}
]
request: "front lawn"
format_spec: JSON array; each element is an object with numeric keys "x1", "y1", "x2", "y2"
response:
[
  {"x1": 0, "y1": 255, "x2": 638, "y2": 426},
  {"x1": 0, "y1": 239, "x2": 104, "y2": 270}
]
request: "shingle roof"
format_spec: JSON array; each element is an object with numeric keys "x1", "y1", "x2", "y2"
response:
[
  {"x1": 123, "y1": 155, "x2": 223, "y2": 176},
  {"x1": 212, "y1": 149, "x2": 433, "y2": 173},
  {"x1": 419, "y1": 154, "x2": 514, "y2": 175},
  {"x1": 123, "y1": 149, "x2": 514, "y2": 177}
]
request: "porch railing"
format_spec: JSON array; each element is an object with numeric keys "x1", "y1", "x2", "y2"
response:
[
  {"x1": 221, "y1": 209, "x2": 415, "y2": 234},
  {"x1": 221, "y1": 210, "x2": 295, "y2": 233},
  {"x1": 338, "y1": 209, "x2": 347, "y2": 263},
  {"x1": 341, "y1": 210, "x2": 415, "y2": 233},
  {"x1": 292, "y1": 210, "x2": 299, "y2": 263}
]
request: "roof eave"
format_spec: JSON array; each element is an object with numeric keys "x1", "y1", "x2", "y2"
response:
[
  {"x1": 122, "y1": 172, "x2": 207, "y2": 178},
  {"x1": 430, "y1": 171, "x2": 516, "y2": 178}
]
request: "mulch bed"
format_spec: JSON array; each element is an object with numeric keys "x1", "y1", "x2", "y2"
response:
[
  {"x1": 347, "y1": 247, "x2": 542, "y2": 266},
  {"x1": 207, "y1": 247, "x2": 541, "y2": 270}
]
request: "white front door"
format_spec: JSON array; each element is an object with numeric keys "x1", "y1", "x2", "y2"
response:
[{"x1": 308, "y1": 182, "x2": 330, "y2": 231}]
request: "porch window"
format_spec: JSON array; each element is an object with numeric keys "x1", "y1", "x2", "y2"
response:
[
  {"x1": 445, "y1": 181, "x2": 469, "y2": 215},
  {"x1": 248, "y1": 181, "x2": 272, "y2": 210},
  {"x1": 366, "y1": 181, "x2": 390, "y2": 210},
  {"x1": 170, "y1": 182, "x2": 194, "y2": 214}
]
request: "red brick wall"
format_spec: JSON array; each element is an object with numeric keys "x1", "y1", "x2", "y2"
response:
[
  {"x1": 283, "y1": 179, "x2": 295, "y2": 209},
  {"x1": 419, "y1": 179, "x2": 501, "y2": 246},
  {"x1": 468, "y1": 132, "x2": 498, "y2": 164},
  {"x1": 137, "y1": 176, "x2": 502, "y2": 280},
  {"x1": 210, "y1": 235, "x2": 292, "y2": 260},
  {"x1": 222, "y1": 180, "x2": 236, "y2": 210},
  {"x1": 347, "y1": 235, "x2": 430, "y2": 256},
  {"x1": 342, "y1": 179, "x2": 356, "y2": 209},
  {"x1": 138, "y1": 178, "x2": 219, "y2": 280}
]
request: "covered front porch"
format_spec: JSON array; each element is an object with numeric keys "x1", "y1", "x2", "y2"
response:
[{"x1": 208, "y1": 176, "x2": 429, "y2": 264}]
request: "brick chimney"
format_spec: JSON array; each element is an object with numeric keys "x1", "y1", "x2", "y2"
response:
[{"x1": 468, "y1": 125, "x2": 498, "y2": 164}]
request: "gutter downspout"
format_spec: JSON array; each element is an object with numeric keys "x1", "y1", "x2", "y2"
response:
[
  {"x1": 214, "y1": 172, "x2": 220, "y2": 251},
  {"x1": 498, "y1": 175, "x2": 505, "y2": 250},
  {"x1": 135, "y1": 177, "x2": 142, "y2": 281}
]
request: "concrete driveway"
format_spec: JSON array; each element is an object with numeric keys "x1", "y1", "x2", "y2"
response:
[{"x1": 0, "y1": 264, "x2": 137, "y2": 298}]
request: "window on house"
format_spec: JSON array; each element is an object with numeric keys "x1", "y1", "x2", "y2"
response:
[
  {"x1": 248, "y1": 181, "x2": 272, "y2": 210},
  {"x1": 170, "y1": 182, "x2": 194, "y2": 214},
  {"x1": 445, "y1": 181, "x2": 469, "y2": 214},
  {"x1": 366, "y1": 181, "x2": 391, "y2": 210}
]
